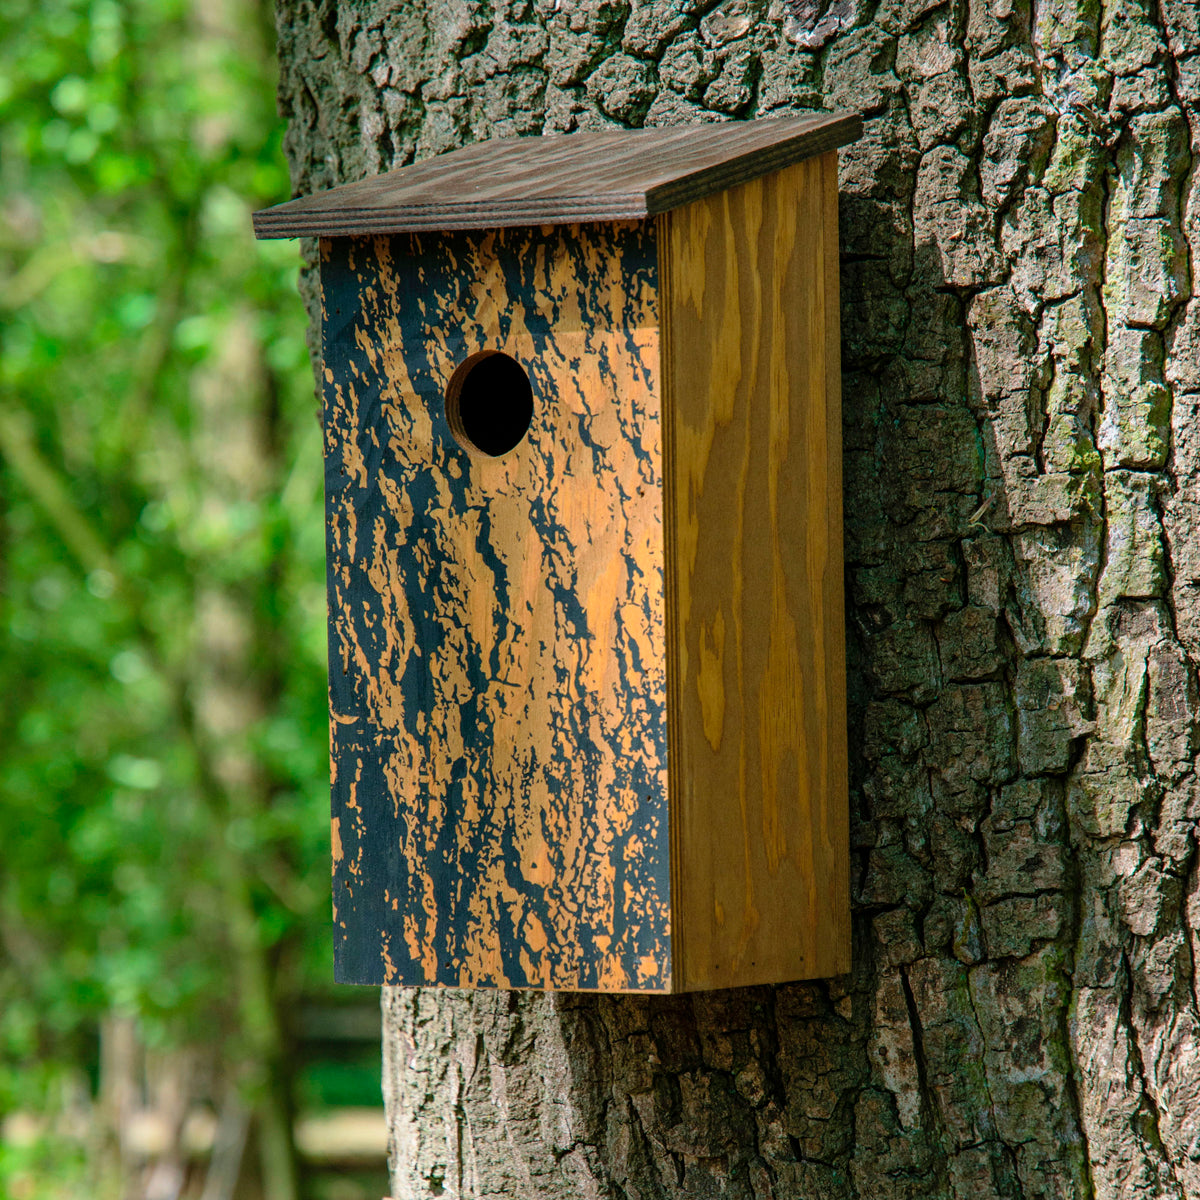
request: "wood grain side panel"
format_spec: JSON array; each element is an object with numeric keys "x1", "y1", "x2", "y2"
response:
[
  {"x1": 661, "y1": 151, "x2": 850, "y2": 992},
  {"x1": 323, "y1": 223, "x2": 671, "y2": 992}
]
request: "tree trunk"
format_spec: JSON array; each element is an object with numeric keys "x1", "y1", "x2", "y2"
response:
[{"x1": 274, "y1": 1, "x2": 1200, "y2": 1196}]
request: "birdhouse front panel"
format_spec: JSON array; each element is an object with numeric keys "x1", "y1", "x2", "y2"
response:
[{"x1": 321, "y1": 222, "x2": 673, "y2": 990}]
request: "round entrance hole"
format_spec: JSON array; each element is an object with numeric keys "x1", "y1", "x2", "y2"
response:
[{"x1": 445, "y1": 350, "x2": 534, "y2": 458}]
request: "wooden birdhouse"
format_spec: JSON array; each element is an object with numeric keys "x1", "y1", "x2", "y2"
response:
[{"x1": 253, "y1": 112, "x2": 861, "y2": 993}]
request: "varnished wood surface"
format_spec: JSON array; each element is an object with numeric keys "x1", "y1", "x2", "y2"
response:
[
  {"x1": 254, "y1": 114, "x2": 861, "y2": 238},
  {"x1": 324, "y1": 223, "x2": 672, "y2": 991},
  {"x1": 320, "y1": 142, "x2": 851, "y2": 992},
  {"x1": 659, "y1": 151, "x2": 850, "y2": 992}
]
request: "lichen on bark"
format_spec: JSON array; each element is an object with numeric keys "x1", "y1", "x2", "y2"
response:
[{"x1": 273, "y1": 0, "x2": 1200, "y2": 1195}]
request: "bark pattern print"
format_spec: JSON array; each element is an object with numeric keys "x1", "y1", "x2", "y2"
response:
[
  {"x1": 275, "y1": 0, "x2": 1200, "y2": 1196},
  {"x1": 323, "y1": 224, "x2": 670, "y2": 992}
]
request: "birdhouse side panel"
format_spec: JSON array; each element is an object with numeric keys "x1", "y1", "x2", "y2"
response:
[
  {"x1": 322, "y1": 224, "x2": 673, "y2": 991},
  {"x1": 660, "y1": 152, "x2": 850, "y2": 991}
]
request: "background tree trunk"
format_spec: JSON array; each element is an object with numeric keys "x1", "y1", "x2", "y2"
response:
[{"x1": 274, "y1": 1, "x2": 1200, "y2": 1195}]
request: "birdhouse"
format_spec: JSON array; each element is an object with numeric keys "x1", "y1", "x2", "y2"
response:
[{"x1": 253, "y1": 112, "x2": 861, "y2": 993}]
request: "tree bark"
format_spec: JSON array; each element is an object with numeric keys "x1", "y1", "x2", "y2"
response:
[{"x1": 274, "y1": 1, "x2": 1200, "y2": 1196}]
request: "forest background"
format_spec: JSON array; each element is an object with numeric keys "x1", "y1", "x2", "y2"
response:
[
  {"x1": 13, "y1": 0, "x2": 1200, "y2": 1197},
  {"x1": 0, "y1": 0, "x2": 372, "y2": 1196}
]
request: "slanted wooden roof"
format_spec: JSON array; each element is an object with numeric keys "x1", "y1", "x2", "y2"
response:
[{"x1": 253, "y1": 112, "x2": 861, "y2": 238}]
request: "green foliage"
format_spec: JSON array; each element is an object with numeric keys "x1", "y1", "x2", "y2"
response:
[
  {"x1": 0, "y1": 0, "x2": 330, "y2": 1176},
  {"x1": 296, "y1": 1053, "x2": 388, "y2": 1111}
]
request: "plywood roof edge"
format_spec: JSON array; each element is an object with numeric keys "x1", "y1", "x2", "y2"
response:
[
  {"x1": 643, "y1": 112, "x2": 863, "y2": 215},
  {"x1": 251, "y1": 195, "x2": 652, "y2": 238}
]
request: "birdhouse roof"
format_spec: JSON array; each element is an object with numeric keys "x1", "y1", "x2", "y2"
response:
[{"x1": 252, "y1": 112, "x2": 861, "y2": 239}]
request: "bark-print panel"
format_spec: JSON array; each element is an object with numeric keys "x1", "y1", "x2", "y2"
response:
[{"x1": 323, "y1": 223, "x2": 669, "y2": 991}]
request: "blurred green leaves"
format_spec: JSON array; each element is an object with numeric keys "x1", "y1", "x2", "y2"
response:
[{"x1": 0, "y1": 0, "x2": 328, "y2": 1179}]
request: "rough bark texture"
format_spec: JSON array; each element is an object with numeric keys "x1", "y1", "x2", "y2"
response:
[{"x1": 273, "y1": 1, "x2": 1200, "y2": 1196}]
